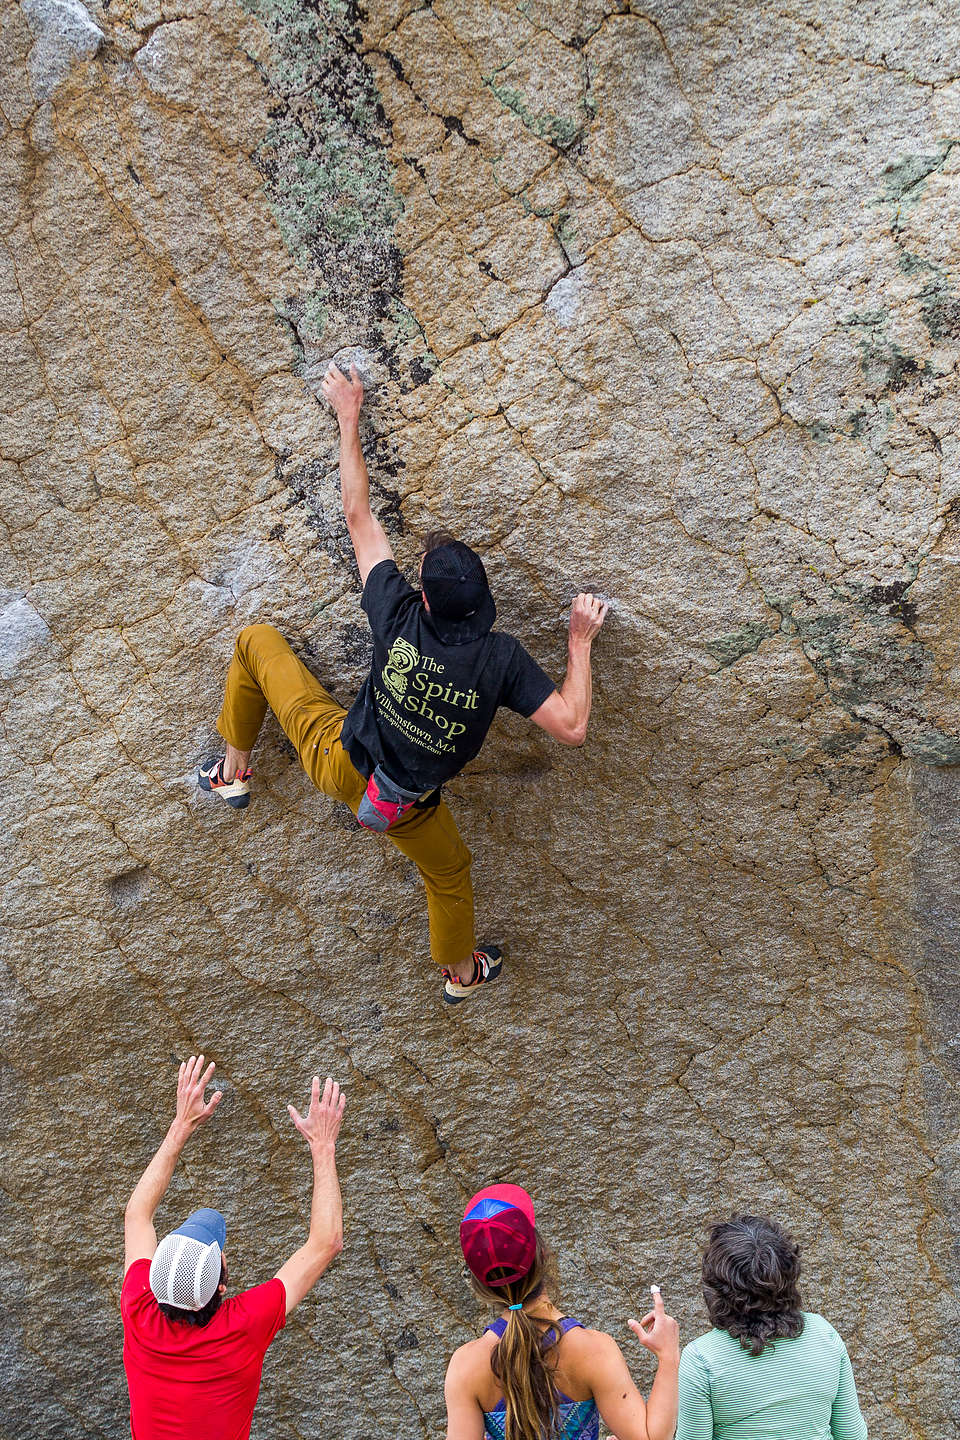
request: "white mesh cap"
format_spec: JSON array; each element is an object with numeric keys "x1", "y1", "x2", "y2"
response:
[{"x1": 149, "y1": 1234, "x2": 222, "y2": 1311}]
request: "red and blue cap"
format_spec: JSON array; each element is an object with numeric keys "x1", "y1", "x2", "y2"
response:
[{"x1": 460, "y1": 1184, "x2": 536, "y2": 1287}]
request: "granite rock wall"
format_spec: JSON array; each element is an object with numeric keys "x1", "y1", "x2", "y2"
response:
[{"x1": 2, "y1": 1, "x2": 960, "y2": 1436}]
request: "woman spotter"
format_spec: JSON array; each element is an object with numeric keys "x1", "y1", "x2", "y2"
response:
[{"x1": 444, "y1": 1184, "x2": 680, "y2": 1440}]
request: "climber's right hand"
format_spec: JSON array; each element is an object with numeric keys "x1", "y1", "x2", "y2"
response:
[
  {"x1": 322, "y1": 361, "x2": 364, "y2": 424},
  {"x1": 569, "y1": 592, "x2": 608, "y2": 645}
]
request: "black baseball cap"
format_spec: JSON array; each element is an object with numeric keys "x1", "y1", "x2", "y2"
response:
[{"x1": 421, "y1": 541, "x2": 496, "y2": 644}]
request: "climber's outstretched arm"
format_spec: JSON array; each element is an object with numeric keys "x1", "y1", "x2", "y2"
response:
[
  {"x1": 321, "y1": 362, "x2": 394, "y2": 586},
  {"x1": 530, "y1": 593, "x2": 608, "y2": 746}
]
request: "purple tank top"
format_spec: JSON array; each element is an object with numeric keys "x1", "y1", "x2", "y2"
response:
[{"x1": 481, "y1": 1316, "x2": 600, "y2": 1440}]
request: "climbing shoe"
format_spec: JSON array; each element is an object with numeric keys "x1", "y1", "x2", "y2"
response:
[
  {"x1": 443, "y1": 945, "x2": 503, "y2": 1005},
  {"x1": 198, "y1": 756, "x2": 252, "y2": 809}
]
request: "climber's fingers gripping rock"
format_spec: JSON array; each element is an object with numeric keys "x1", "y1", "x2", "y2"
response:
[
  {"x1": 569, "y1": 592, "x2": 609, "y2": 645},
  {"x1": 321, "y1": 361, "x2": 364, "y2": 423}
]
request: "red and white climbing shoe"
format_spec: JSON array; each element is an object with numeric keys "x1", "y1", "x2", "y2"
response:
[
  {"x1": 442, "y1": 945, "x2": 503, "y2": 1005},
  {"x1": 198, "y1": 756, "x2": 252, "y2": 810}
]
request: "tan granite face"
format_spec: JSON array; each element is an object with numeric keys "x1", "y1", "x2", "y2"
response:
[{"x1": 2, "y1": 1, "x2": 959, "y2": 1436}]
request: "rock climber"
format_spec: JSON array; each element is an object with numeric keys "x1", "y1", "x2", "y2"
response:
[
  {"x1": 200, "y1": 360, "x2": 608, "y2": 1004},
  {"x1": 121, "y1": 1056, "x2": 345, "y2": 1440}
]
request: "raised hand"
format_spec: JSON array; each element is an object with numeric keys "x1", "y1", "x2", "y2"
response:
[
  {"x1": 321, "y1": 362, "x2": 364, "y2": 425},
  {"x1": 569, "y1": 592, "x2": 609, "y2": 645},
  {"x1": 628, "y1": 1286, "x2": 680, "y2": 1362},
  {"x1": 288, "y1": 1076, "x2": 346, "y2": 1153},
  {"x1": 174, "y1": 1054, "x2": 223, "y2": 1134}
]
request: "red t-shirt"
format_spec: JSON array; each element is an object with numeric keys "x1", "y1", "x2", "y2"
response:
[{"x1": 121, "y1": 1259, "x2": 286, "y2": 1440}]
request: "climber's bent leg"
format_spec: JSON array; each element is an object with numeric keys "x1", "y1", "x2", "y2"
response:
[
  {"x1": 385, "y1": 801, "x2": 477, "y2": 980},
  {"x1": 215, "y1": 625, "x2": 357, "y2": 794},
  {"x1": 213, "y1": 626, "x2": 491, "y2": 991}
]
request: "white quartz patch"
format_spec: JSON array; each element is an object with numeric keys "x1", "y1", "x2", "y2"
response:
[
  {"x1": 0, "y1": 594, "x2": 51, "y2": 679},
  {"x1": 22, "y1": 0, "x2": 104, "y2": 101}
]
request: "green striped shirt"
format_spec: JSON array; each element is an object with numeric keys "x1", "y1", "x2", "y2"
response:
[{"x1": 677, "y1": 1312, "x2": 868, "y2": 1440}]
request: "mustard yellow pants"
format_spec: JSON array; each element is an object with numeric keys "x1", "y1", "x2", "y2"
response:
[{"x1": 216, "y1": 624, "x2": 474, "y2": 969}]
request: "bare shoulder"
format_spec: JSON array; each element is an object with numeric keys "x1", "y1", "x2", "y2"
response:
[
  {"x1": 446, "y1": 1331, "x2": 496, "y2": 1383},
  {"x1": 560, "y1": 1326, "x2": 626, "y2": 1382},
  {"x1": 564, "y1": 1325, "x2": 621, "y2": 1354}
]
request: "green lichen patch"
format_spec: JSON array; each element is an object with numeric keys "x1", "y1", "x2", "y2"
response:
[
  {"x1": 235, "y1": 0, "x2": 436, "y2": 555},
  {"x1": 704, "y1": 620, "x2": 774, "y2": 668},
  {"x1": 879, "y1": 141, "x2": 957, "y2": 207},
  {"x1": 240, "y1": 0, "x2": 403, "y2": 351},
  {"x1": 894, "y1": 251, "x2": 960, "y2": 341},
  {"x1": 904, "y1": 731, "x2": 960, "y2": 765},
  {"x1": 840, "y1": 310, "x2": 926, "y2": 394},
  {"x1": 819, "y1": 725, "x2": 867, "y2": 756},
  {"x1": 483, "y1": 74, "x2": 589, "y2": 152},
  {"x1": 762, "y1": 573, "x2": 960, "y2": 761}
]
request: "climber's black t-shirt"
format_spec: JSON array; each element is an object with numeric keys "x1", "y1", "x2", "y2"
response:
[{"x1": 340, "y1": 560, "x2": 556, "y2": 793}]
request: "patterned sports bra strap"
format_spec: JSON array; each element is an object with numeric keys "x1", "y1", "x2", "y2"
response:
[
  {"x1": 542, "y1": 1316, "x2": 583, "y2": 1346},
  {"x1": 485, "y1": 1315, "x2": 584, "y2": 1342}
]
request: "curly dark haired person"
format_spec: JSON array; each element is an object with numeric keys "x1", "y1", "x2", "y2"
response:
[{"x1": 676, "y1": 1215, "x2": 868, "y2": 1440}]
